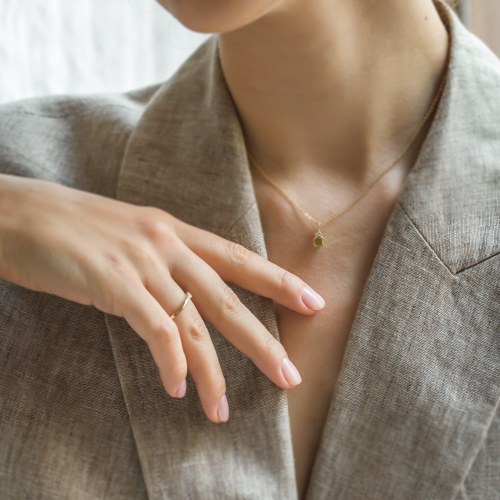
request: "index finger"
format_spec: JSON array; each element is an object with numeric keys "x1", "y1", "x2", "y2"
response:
[{"x1": 178, "y1": 227, "x2": 325, "y2": 315}]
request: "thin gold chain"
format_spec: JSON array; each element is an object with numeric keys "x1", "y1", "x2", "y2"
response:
[{"x1": 247, "y1": 69, "x2": 448, "y2": 229}]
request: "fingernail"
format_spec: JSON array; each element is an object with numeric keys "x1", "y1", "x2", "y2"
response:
[
  {"x1": 217, "y1": 394, "x2": 229, "y2": 423},
  {"x1": 281, "y1": 357, "x2": 302, "y2": 386},
  {"x1": 301, "y1": 285, "x2": 325, "y2": 311},
  {"x1": 176, "y1": 379, "x2": 187, "y2": 398}
]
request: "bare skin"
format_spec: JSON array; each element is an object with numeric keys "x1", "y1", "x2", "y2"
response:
[
  {"x1": 158, "y1": 0, "x2": 449, "y2": 495},
  {"x1": 250, "y1": 111, "x2": 439, "y2": 497}
]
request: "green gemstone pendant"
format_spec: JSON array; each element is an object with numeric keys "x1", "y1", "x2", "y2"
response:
[{"x1": 313, "y1": 229, "x2": 324, "y2": 248}]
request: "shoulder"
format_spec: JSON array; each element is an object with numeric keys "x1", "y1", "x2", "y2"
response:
[{"x1": 0, "y1": 84, "x2": 160, "y2": 196}]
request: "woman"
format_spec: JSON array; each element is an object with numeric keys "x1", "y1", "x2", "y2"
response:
[{"x1": 1, "y1": 0, "x2": 499, "y2": 497}]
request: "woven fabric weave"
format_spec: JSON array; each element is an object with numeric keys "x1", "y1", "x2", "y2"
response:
[{"x1": 1, "y1": 1, "x2": 500, "y2": 498}]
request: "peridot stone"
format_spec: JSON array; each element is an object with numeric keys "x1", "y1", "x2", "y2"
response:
[{"x1": 313, "y1": 234, "x2": 324, "y2": 247}]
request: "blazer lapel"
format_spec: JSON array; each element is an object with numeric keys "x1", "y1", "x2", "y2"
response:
[
  {"x1": 306, "y1": 2, "x2": 500, "y2": 499},
  {"x1": 106, "y1": 38, "x2": 297, "y2": 499}
]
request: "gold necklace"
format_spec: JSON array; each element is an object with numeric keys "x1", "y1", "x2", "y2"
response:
[{"x1": 247, "y1": 69, "x2": 448, "y2": 248}]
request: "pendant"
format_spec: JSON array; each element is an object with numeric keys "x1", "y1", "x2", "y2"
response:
[{"x1": 313, "y1": 229, "x2": 324, "y2": 248}]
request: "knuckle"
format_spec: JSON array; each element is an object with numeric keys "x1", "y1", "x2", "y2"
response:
[
  {"x1": 277, "y1": 269, "x2": 295, "y2": 290},
  {"x1": 220, "y1": 286, "x2": 241, "y2": 316},
  {"x1": 103, "y1": 252, "x2": 129, "y2": 277},
  {"x1": 126, "y1": 243, "x2": 156, "y2": 268},
  {"x1": 261, "y1": 334, "x2": 280, "y2": 359},
  {"x1": 152, "y1": 319, "x2": 179, "y2": 345},
  {"x1": 137, "y1": 209, "x2": 174, "y2": 244},
  {"x1": 186, "y1": 311, "x2": 208, "y2": 343},
  {"x1": 226, "y1": 242, "x2": 252, "y2": 266}
]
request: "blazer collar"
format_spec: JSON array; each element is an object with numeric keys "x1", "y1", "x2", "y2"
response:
[
  {"x1": 116, "y1": 36, "x2": 257, "y2": 242},
  {"x1": 116, "y1": 0, "x2": 500, "y2": 273},
  {"x1": 110, "y1": 1, "x2": 500, "y2": 498},
  {"x1": 399, "y1": 0, "x2": 500, "y2": 273}
]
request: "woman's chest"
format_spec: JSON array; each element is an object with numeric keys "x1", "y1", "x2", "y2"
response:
[
  {"x1": 268, "y1": 234, "x2": 383, "y2": 498},
  {"x1": 258, "y1": 194, "x2": 400, "y2": 498}
]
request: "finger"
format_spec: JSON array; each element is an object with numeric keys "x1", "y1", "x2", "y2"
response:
[
  {"x1": 146, "y1": 272, "x2": 229, "y2": 423},
  {"x1": 171, "y1": 252, "x2": 302, "y2": 390},
  {"x1": 176, "y1": 226, "x2": 325, "y2": 315},
  {"x1": 119, "y1": 280, "x2": 188, "y2": 399}
]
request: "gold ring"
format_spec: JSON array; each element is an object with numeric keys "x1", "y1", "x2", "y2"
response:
[{"x1": 170, "y1": 292, "x2": 192, "y2": 319}]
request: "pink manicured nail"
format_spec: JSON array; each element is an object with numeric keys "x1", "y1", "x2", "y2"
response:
[
  {"x1": 281, "y1": 357, "x2": 302, "y2": 386},
  {"x1": 176, "y1": 379, "x2": 187, "y2": 398},
  {"x1": 301, "y1": 285, "x2": 325, "y2": 311},
  {"x1": 217, "y1": 395, "x2": 229, "y2": 423}
]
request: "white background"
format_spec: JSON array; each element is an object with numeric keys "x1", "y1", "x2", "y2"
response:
[{"x1": 0, "y1": 0, "x2": 208, "y2": 104}]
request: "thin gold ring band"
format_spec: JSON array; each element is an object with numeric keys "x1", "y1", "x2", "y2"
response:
[{"x1": 170, "y1": 292, "x2": 192, "y2": 319}]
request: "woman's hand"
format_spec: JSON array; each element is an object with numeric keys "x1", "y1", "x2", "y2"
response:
[{"x1": 0, "y1": 174, "x2": 325, "y2": 423}]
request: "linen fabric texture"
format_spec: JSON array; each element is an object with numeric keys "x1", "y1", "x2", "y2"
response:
[{"x1": 1, "y1": 1, "x2": 500, "y2": 498}]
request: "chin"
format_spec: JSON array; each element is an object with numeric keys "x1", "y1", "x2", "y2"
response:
[{"x1": 156, "y1": 0, "x2": 282, "y2": 34}]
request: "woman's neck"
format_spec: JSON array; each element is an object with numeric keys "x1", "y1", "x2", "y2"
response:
[{"x1": 218, "y1": 0, "x2": 449, "y2": 184}]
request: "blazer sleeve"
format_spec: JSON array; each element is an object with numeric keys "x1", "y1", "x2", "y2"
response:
[{"x1": 0, "y1": 88, "x2": 155, "y2": 197}]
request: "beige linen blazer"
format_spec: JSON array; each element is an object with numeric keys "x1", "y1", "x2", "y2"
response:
[{"x1": 1, "y1": 1, "x2": 500, "y2": 498}]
